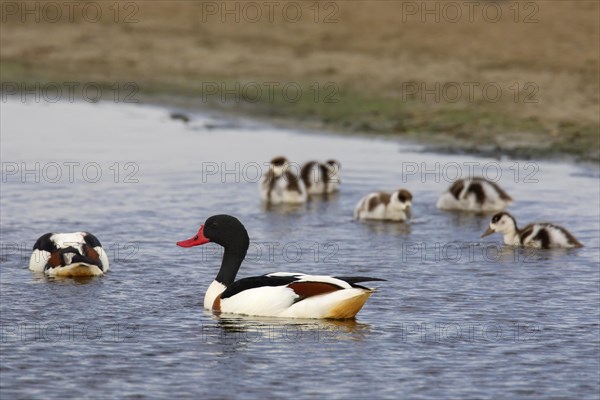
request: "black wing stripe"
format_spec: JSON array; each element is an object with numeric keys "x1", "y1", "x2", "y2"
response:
[
  {"x1": 220, "y1": 276, "x2": 301, "y2": 299},
  {"x1": 333, "y1": 276, "x2": 386, "y2": 289},
  {"x1": 33, "y1": 233, "x2": 56, "y2": 252},
  {"x1": 220, "y1": 275, "x2": 385, "y2": 299},
  {"x1": 83, "y1": 232, "x2": 102, "y2": 248}
]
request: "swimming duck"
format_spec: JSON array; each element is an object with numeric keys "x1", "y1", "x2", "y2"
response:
[
  {"x1": 177, "y1": 215, "x2": 383, "y2": 319},
  {"x1": 300, "y1": 160, "x2": 341, "y2": 195},
  {"x1": 481, "y1": 212, "x2": 583, "y2": 249},
  {"x1": 29, "y1": 232, "x2": 109, "y2": 277},
  {"x1": 354, "y1": 189, "x2": 413, "y2": 221},
  {"x1": 260, "y1": 157, "x2": 307, "y2": 204},
  {"x1": 437, "y1": 177, "x2": 512, "y2": 212}
]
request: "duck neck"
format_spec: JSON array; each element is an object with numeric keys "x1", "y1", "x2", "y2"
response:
[
  {"x1": 503, "y1": 231, "x2": 520, "y2": 246},
  {"x1": 215, "y1": 249, "x2": 246, "y2": 286},
  {"x1": 503, "y1": 223, "x2": 520, "y2": 246}
]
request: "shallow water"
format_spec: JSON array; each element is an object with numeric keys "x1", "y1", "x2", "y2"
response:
[{"x1": 1, "y1": 100, "x2": 599, "y2": 399}]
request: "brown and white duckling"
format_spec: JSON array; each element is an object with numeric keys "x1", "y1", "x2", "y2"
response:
[
  {"x1": 481, "y1": 212, "x2": 583, "y2": 249},
  {"x1": 437, "y1": 177, "x2": 512, "y2": 212},
  {"x1": 354, "y1": 189, "x2": 413, "y2": 221},
  {"x1": 29, "y1": 232, "x2": 110, "y2": 277},
  {"x1": 259, "y1": 156, "x2": 307, "y2": 204},
  {"x1": 300, "y1": 160, "x2": 341, "y2": 195}
]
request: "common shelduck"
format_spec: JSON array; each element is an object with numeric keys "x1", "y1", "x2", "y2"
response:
[
  {"x1": 177, "y1": 215, "x2": 383, "y2": 319},
  {"x1": 300, "y1": 160, "x2": 341, "y2": 195},
  {"x1": 260, "y1": 157, "x2": 307, "y2": 204},
  {"x1": 29, "y1": 232, "x2": 109, "y2": 277},
  {"x1": 481, "y1": 212, "x2": 583, "y2": 249},
  {"x1": 437, "y1": 177, "x2": 512, "y2": 212},
  {"x1": 354, "y1": 189, "x2": 413, "y2": 221}
]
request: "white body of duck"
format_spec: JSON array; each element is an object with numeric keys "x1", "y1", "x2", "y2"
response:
[
  {"x1": 203, "y1": 274, "x2": 375, "y2": 319},
  {"x1": 260, "y1": 157, "x2": 307, "y2": 204},
  {"x1": 437, "y1": 177, "x2": 512, "y2": 212},
  {"x1": 177, "y1": 215, "x2": 383, "y2": 319},
  {"x1": 354, "y1": 189, "x2": 412, "y2": 221},
  {"x1": 29, "y1": 232, "x2": 109, "y2": 276},
  {"x1": 481, "y1": 212, "x2": 583, "y2": 249},
  {"x1": 300, "y1": 160, "x2": 341, "y2": 195}
]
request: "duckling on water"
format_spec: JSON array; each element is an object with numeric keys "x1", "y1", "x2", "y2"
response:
[
  {"x1": 354, "y1": 189, "x2": 413, "y2": 221},
  {"x1": 437, "y1": 177, "x2": 512, "y2": 212},
  {"x1": 260, "y1": 156, "x2": 307, "y2": 204},
  {"x1": 481, "y1": 212, "x2": 583, "y2": 249}
]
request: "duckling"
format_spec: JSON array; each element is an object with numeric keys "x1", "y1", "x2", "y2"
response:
[
  {"x1": 354, "y1": 189, "x2": 412, "y2": 221},
  {"x1": 437, "y1": 177, "x2": 512, "y2": 212},
  {"x1": 300, "y1": 160, "x2": 341, "y2": 195},
  {"x1": 481, "y1": 212, "x2": 583, "y2": 249},
  {"x1": 260, "y1": 156, "x2": 307, "y2": 204}
]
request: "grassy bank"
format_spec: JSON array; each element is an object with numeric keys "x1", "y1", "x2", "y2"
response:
[{"x1": 1, "y1": 1, "x2": 598, "y2": 161}]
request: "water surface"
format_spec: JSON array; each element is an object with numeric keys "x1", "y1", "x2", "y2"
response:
[{"x1": 1, "y1": 101, "x2": 599, "y2": 399}]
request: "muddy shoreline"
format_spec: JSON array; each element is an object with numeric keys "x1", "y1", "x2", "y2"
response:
[
  {"x1": 2, "y1": 0, "x2": 598, "y2": 162},
  {"x1": 140, "y1": 92, "x2": 600, "y2": 164}
]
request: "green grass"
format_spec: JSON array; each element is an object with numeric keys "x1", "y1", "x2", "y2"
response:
[{"x1": 2, "y1": 60, "x2": 598, "y2": 162}]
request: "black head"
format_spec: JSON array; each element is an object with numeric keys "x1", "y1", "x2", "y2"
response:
[
  {"x1": 397, "y1": 189, "x2": 413, "y2": 203},
  {"x1": 270, "y1": 157, "x2": 288, "y2": 167},
  {"x1": 204, "y1": 215, "x2": 249, "y2": 250},
  {"x1": 177, "y1": 214, "x2": 250, "y2": 256},
  {"x1": 482, "y1": 211, "x2": 517, "y2": 238},
  {"x1": 491, "y1": 211, "x2": 513, "y2": 224},
  {"x1": 326, "y1": 159, "x2": 340, "y2": 169}
]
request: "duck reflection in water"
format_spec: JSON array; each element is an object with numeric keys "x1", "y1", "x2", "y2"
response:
[{"x1": 200, "y1": 313, "x2": 372, "y2": 346}]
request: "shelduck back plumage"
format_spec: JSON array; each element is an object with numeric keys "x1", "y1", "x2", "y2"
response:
[
  {"x1": 29, "y1": 232, "x2": 109, "y2": 277},
  {"x1": 301, "y1": 160, "x2": 341, "y2": 195},
  {"x1": 437, "y1": 177, "x2": 512, "y2": 212},
  {"x1": 354, "y1": 189, "x2": 413, "y2": 221}
]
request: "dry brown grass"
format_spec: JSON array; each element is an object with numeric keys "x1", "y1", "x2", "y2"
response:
[{"x1": 1, "y1": 0, "x2": 598, "y2": 159}]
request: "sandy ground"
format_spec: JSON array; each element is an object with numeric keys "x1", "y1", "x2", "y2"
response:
[{"x1": 1, "y1": 0, "x2": 598, "y2": 160}]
